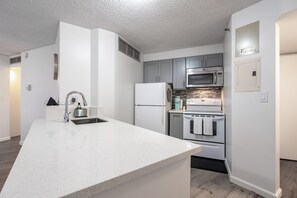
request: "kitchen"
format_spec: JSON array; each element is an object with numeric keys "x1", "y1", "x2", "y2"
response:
[
  {"x1": 135, "y1": 52, "x2": 226, "y2": 173},
  {"x1": 0, "y1": 0, "x2": 297, "y2": 198}
]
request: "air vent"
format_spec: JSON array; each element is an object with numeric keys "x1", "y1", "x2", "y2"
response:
[
  {"x1": 10, "y1": 56, "x2": 21, "y2": 65},
  {"x1": 118, "y1": 37, "x2": 140, "y2": 62}
]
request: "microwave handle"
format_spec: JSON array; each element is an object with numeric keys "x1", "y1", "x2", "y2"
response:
[{"x1": 214, "y1": 72, "x2": 217, "y2": 85}]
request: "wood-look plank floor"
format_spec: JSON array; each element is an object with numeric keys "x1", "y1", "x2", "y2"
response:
[
  {"x1": 0, "y1": 136, "x2": 21, "y2": 191},
  {"x1": 191, "y1": 168, "x2": 262, "y2": 198},
  {"x1": 0, "y1": 136, "x2": 296, "y2": 198},
  {"x1": 280, "y1": 159, "x2": 297, "y2": 198}
]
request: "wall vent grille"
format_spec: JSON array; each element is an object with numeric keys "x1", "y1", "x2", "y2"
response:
[
  {"x1": 10, "y1": 56, "x2": 21, "y2": 65},
  {"x1": 118, "y1": 37, "x2": 140, "y2": 62}
]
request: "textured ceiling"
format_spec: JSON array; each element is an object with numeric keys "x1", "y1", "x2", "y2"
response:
[
  {"x1": 0, "y1": 0, "x2": 261, "y2": 56},
  {"x1": 278, "y1": 10, "x2": 297, "y2": 54}
]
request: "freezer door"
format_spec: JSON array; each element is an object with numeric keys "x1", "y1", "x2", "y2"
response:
[
  {"x1": 135, "y1": 106, "x2": 167, "y2": 135},
  {"x1": 135, "y1": 83, "x2": 166, "y2": 105}
]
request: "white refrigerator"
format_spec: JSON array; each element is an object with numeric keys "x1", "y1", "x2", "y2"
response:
[{"x1": 135, "y1": 83, "x2": 172, "y2": 135}]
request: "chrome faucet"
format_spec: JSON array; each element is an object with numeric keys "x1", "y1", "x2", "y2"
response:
[{"x1": 64, "y1": 91, "x2": 88, "y2": 123}]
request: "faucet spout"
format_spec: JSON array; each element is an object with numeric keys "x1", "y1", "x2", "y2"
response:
[{"x1": 64, "y1": 91, "x2": 88, "y2": 123}]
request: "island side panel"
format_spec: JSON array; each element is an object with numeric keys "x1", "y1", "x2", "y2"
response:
[{"x1": 90, "y1": 157, "x2": 191, "y2": 198}]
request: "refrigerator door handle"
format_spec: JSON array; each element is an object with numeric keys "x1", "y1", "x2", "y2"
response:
[
  {"x1": 162, "y1": 88, "x2": 165, "y2": 125},
  {"x1": 162, "y1": 107, "x2": 164, "y2": 125}
]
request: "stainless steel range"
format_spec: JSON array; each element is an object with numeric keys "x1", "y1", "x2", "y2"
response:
[{"x1": 183, "y1": 98, "x2": 225, "y2": 160}]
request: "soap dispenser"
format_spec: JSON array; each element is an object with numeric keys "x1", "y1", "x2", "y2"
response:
[{"x1": 175, "y1": 96, "x2": 180, "y2": 110}]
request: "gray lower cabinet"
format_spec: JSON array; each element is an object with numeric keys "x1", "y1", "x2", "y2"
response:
[
  {"x1": 169, "y1": 113, "x2": 183, "y2": 139},
  {"x1": 144, "y1": 60, "x2": 173, "y2": 83},
  {"x1": 173, "y1": 58, "x2": 186, "y2": 90}
]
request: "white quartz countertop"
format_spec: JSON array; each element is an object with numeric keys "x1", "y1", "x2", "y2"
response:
[{"x1": 1, "y1": 117, "x2": 200, "y2": 198}]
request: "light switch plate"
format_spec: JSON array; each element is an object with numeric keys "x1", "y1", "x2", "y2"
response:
[{"x1": 260, "y1": 91, "x2": 268, "y2": 102}]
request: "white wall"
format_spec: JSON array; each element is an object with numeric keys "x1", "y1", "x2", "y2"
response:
[
  {"x1": 0, "y1": 55, "x2": 10, "y2": 142},
  {"x1": 223, "y1": 20, "x2": 232, "y2": 171},
  {"x1": 115, "y1": 37, "x2": 143, "y2": 124},
  {"x1": 224, "y1": 1, "x2": 292, "y2": 197},
  {"x1": 143, "y1": 43, "x2": 223, "y2": 61},
  {"x1": 97, "y1": 29, "x2": 116, "y2": 118},
  {"x1": 91, "y1": 29, "x2": 143, "y2": 124},
  {"x1": 21, "y1": 45, "x2": 59, "y2": 142},
  {"x1": 59, "y1": 22, "x2": 91, "y2": 104},
  {"x1": 230, "y1": 1, "x2": 281, "y2": 197},
  {"x1": 10, "y1": 67, "x2": 21, "y2": 137},
  {"x1": 280, "y1": 54, "x2": 297, "y2": 160},
  {"x1": 90, "y1": 29, "x2": 99, "y2": 106}
]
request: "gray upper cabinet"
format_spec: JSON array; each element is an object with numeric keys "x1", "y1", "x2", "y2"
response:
[
  {"x1": 173, "y1": 58, "x2": 186, "y2": 90},
  {"x1": 186, "y1": 56, "x2": 204, "y2": 68},
  {"x1": 186, "y1": 53, "x2": 223, "y2": 68},
  {"x1": 159, "y1": 59, "x2": 173, "y2": 83},
  {"x1": 204, "y1": 53, "x2": 223, "y2": 67},
  {"x1": 144, "y1": 53, "x2": 223, "y2": 85},
  {"x1": 144, "y1": 60, "x2": 173, "y2": 83},
  {"x1": 144, "y1": 61, "x2": 158, "y2": 83}
]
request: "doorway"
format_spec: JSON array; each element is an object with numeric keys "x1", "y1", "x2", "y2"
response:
[
  {"x1": 278, "y1": 10, "x2": 297, "y2": 161},
  {"x1": 277, "y1": 8, "x2": 297, "y2": 198},
  {"x1": 9, "y1": 66, "x2": 21, "y2": 137}
]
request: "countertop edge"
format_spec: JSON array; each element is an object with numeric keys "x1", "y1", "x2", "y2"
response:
[{"x1": 64, "y1": 147, "x2": 201, "y2": 198}]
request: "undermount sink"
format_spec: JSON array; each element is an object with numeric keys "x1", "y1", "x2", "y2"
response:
[{"x1": 71, "y1": 118, "x2": 107, "y2": 125}]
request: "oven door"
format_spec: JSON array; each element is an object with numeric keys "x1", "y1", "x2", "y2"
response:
[
  {"x1": 186, "y1": 69, "x2": 216, "y2": 87},
  {"x1": 183, "y1": 114, "x2": 225, "y2": 143}
]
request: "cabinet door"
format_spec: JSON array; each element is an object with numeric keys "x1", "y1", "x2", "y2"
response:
[
  {"x1": 159, "y1": 59, "x2": 173, "y2": 83},
  {"x1": 144, "y1": 61, "x2": 158, "y2": 83},
  {"x1": 204, "y1": 53, "x2": 223, "y2": 67},
  {"x1": 186, "y1": 56, "x2": 204, "y2": 68},
  {"x1": 169, "y1": 113, "x2": 183, "y2": 139},
  {"x1": 173, "y1": 58, "x2": 186, "y2": 90}
]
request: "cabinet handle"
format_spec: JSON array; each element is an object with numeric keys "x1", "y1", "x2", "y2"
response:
[
  {"x1": 155, "y1": 76, "x2": 158, "y2": 82},
  {"x1": 173, "y1": 115, "x2": 181, "y2": 117}
]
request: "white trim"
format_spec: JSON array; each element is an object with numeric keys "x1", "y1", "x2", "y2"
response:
[
  {"x1": 224, "y1": 159, "x2": 282, "y2": 198},
  {"x1": 0, "y1": 136, "x2": 11, "y2": 142}
]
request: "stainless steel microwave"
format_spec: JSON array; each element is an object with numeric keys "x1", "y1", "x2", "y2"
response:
[{"x1": 186, "y1": 66, "x2": 223, "y2": 88}]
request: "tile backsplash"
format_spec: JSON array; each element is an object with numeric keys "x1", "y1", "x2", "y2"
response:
[{"x1": 172, "y1": 88, "x2": 222, "y2": 108}]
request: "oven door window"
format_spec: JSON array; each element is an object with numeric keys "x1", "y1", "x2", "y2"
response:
[
  {"x1": 188, "y1": 73, "x2": 214, "y2": 85},
  {"x1": 190, "y1": 119, "x2": 217, "y2": 136}
]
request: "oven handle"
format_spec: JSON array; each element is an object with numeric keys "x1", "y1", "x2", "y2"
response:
[
  {"x1": 184, "y1": 115, "x2": 224, "y2": 120},
  {"x1": 212, "y1": 117, "x2": 224, "y2": 121},
  {"x1": 184, "y1": 115, "x2": 194, "y2": 119}
]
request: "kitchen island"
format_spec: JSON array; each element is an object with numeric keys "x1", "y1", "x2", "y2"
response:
[{"x1": 1, "y1": 117, "x2": 200, "y2": 198}]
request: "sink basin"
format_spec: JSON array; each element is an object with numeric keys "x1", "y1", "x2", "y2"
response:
[{"x1": 71, "y1": 118, "x2": 107, "y2": 125}]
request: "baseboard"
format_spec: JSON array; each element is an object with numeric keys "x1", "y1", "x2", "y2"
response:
[
  {"x1": 0, "y1": 136, "x2": 11, "y2": 142},
  {"x1": 224, "y1": 159, "x2": 282, "y2": 198},
  {"x1": 224, "y1": 159, "x2": 231, "y2": 180}
]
